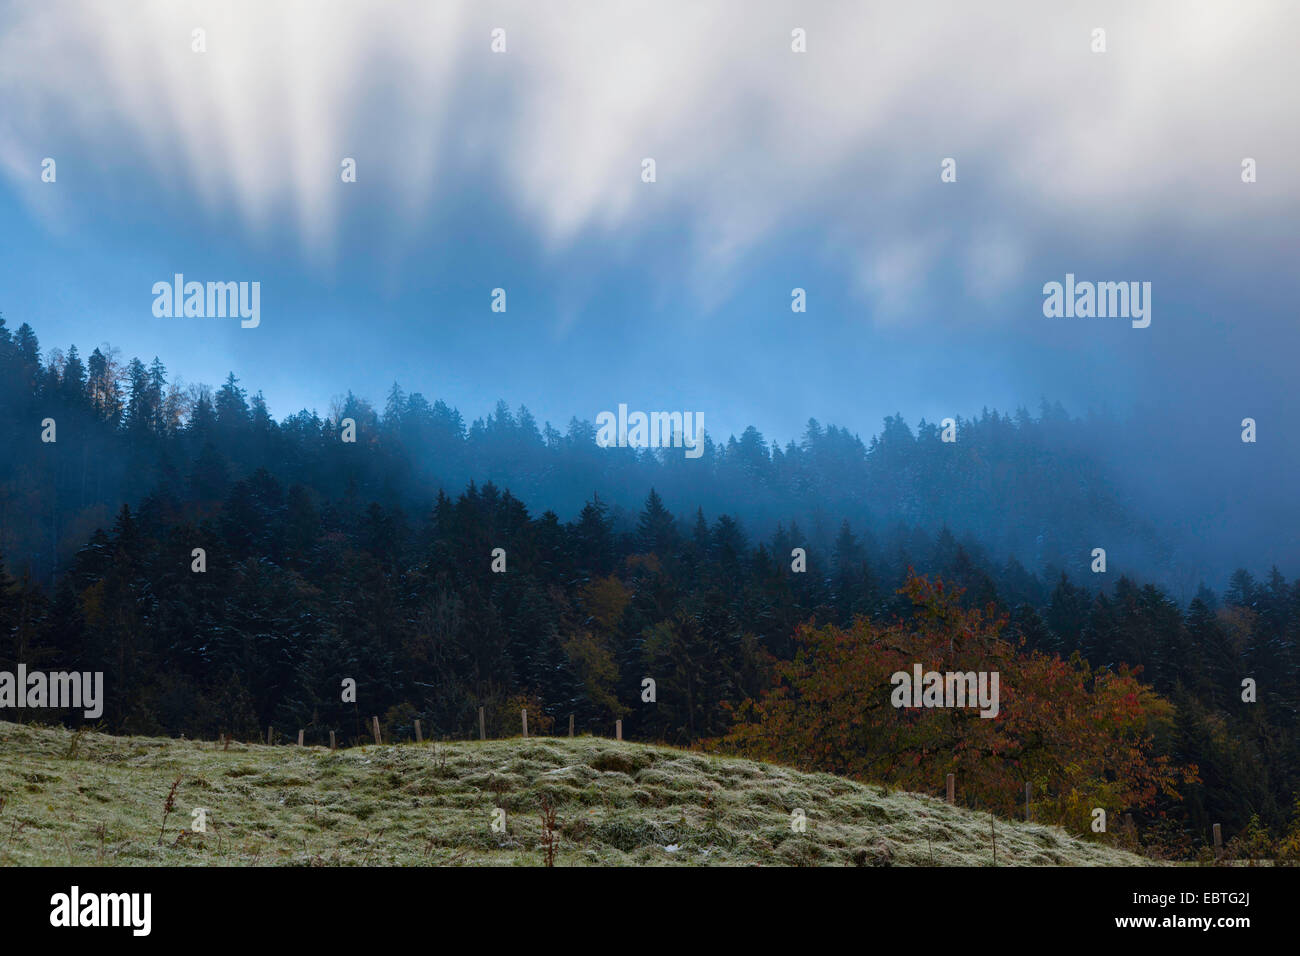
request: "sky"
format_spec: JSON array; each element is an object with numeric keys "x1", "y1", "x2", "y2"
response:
[{"x1": 2, "y1": 0, "x2": 1298, "y2": 573}]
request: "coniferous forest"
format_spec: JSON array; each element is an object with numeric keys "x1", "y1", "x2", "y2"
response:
[{"x1": 3, "y1": 313, "x2": 1297, "y2": 861}]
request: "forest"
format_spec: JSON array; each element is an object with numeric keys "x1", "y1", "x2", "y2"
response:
[{"x1": 1, "y1": 313, "x2": 1298, "y2": 859}]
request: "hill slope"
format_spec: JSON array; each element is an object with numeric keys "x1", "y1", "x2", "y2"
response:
[{"x1": 0, "y1": 722, "x2": 1146, "y2": 866}]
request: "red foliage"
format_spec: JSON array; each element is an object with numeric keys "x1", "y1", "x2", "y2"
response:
[{"x1": 716, "y1": 574, "x2": 1196, "y2": 829}]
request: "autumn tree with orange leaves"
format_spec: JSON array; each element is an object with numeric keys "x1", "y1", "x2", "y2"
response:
[{"x1": 716, "y1": 575, "x2": 1197, "y2": 834}]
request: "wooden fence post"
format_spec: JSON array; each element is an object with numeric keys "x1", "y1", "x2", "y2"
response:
[
  {"x1": 946, "y1": 773, "x2": 955, "y2": 804},
  {"x1": 297, "y1": 729, "x2": 304, "y2": 746},
  {"x1": 479, "y1": 706, "x2": 486, "y2": 741},
  {"x1": 1213, "y1": 823, "x2": 1223, "y2": 859},
  {"x1": 371, "y1": 716, "x2": 382, "y2": 745},
  {"x1": 1024, "y1": 782, "x2": 1031, "y2": 821},
  {"x1": 522, "y1": 708, "x2": 528, "y2": 738},
  {"x1": 414, "y1": 719, "x2": 422, "y2": 743},
  {"x1": 329, "y1": 730, "x2": 336, "y2": 751},
  {"x1": 267, "y1": 726, "x2": 273, "y2": 745},
  {"x1": 568, "y1": 713, "x2": 574, "y2": 738},
  {"x1": 615, "y1": 719, "x2": 622, "y2": 741}
]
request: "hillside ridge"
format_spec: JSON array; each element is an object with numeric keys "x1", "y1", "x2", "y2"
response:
[{"x1": 0, "y1": 722, "x2": 1148, "y2": 866}]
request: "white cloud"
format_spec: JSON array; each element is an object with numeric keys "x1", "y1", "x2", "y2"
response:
[{"x1": 1, "y1": 0, "x2": 1295, "y2": 313}]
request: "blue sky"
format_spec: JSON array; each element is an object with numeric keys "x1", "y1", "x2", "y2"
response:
[{"x1": 1, "y1": 0, "x2": 1297, "y2": 465}]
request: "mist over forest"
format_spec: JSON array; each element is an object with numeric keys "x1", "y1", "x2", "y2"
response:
[{"x1": 1, "y1": 313, "x2": 1291, "y2": 601}]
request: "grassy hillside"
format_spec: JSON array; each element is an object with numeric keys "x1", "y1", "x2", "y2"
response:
[{"x1": 0, "y1": 721, "x2": 1148, "y2": 866}]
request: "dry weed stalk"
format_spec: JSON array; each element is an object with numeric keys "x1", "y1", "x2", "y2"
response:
[
  {"x1": 539, "y1": 795, "x2": 559, "y2": 867},
  {"x1": 157, "y1": 775, "x2": 182, "y2": 845}
]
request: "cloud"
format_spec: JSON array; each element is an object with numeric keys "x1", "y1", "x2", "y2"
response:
[{"x1": 1, "y1": 0, "x2": 1296, "y2": 313}]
